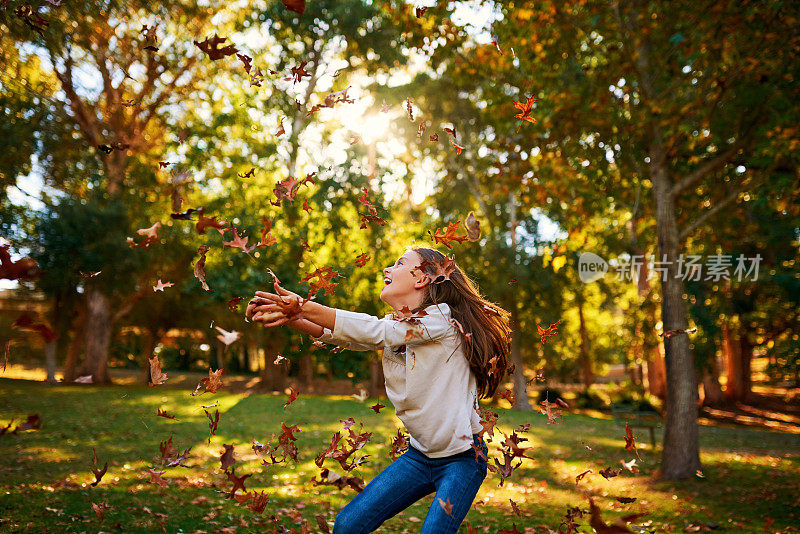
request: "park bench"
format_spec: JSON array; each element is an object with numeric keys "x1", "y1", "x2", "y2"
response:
[{"x1": 610, "y1": 403, "x2": 662, "y2": 449}]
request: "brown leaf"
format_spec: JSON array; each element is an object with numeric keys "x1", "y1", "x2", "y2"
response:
[
  {"x1": 284, "y1": 386, "x2": 300, "y2": 409},
  {"x1": 464, "y1": 211, "x2": 481, "y2": 241},
  {"x1": 219, "y1": 444, "x2": 236, "y2": 471},
  {"x1": 193, "y1": 245, "x2": 210, "y2": 291},
  {"x1": 624, "y1": 424, "x2": 641, "y2": 459},
  {"x1": 148, "y1": 355, "x2": 168, "y2": 386},
  {"x1": 147, "y1": 469, "x2": 169, "y2": 488},
  {"x1": 222, "y1": 226, "x2": 256, "y2": 254},
  {"x1": 205, "y1": 409, "x2": 220, "y2": 443},
  {"x1": 193, "y1": 34, "x2": 238, "y2": 61},
  {"x1": 90, "y1": 448, "x2": 107, "y2": 487},
  {"x1": 196, "y1": 212, "x2": 229, "y2": 235}
]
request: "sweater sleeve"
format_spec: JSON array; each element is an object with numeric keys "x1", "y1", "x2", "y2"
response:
[
  {"x1": 313, "y1": 326, "x2": 381, "y2": 352},
  {"x1": 313, "y1": 308, "x2": 454, "y2": 350}
]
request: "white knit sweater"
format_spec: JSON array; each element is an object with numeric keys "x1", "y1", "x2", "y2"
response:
[{"x1": 313, "y1": 302, "x2": 483, "y2": 458}]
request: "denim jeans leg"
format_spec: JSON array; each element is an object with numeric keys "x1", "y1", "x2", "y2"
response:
[
  {"x1": 419, "y1": 439, "x2": 488, "y2": 533},
  {"x1": 333, "y1": 448, "x2": 435, "y2": 534}
]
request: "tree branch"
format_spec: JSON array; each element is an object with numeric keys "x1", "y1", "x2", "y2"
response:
[
  {"x1": 678, "y1": 181, "x2": 750, "y2": 242},
  {"x1": 111, "y1": 286, "x2": 150, "y2": 324},
  {"x1": 678, "y1": 157, "x2": 779, "y2": 242},
  {"x1": 669, "y1": 131, "x2": 755, "y2": 199},
  {"x1": 51, "y1": 49, "x2": 102, "y2": 146}
]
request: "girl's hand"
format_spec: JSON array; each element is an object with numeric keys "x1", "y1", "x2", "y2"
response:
[
  {"x1": 252, "y1": 309, "x2": 291, "y2": 328},
  {"x1": 255, "y1": 283, "x2": 304, "y2": 317},
  {"x1": 255, "y1": 282, "x2": 303, "y2": 305}
]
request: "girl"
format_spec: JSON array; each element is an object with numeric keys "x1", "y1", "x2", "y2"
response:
[{"x1": 247, "y1": 245, "x2": 512, "y2": 533}]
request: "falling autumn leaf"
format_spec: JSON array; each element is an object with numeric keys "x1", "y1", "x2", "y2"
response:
[
  {"x1": 624, "y1": 424, "x2": 641, "y2": 459},
  {"x1": 90, "y1": 448, "x2": 107, "y2": 487},
  {"x1": 281, "y1": 0, "x2": 305, "y2": 15},
  {"x1": 148, "y1": 355, "x2": 168, "y2": 386},
  {"x1": 355, "y1": 251, "x2": 371, "y2": 267},
  {"x1": 193, "y1": 34, "x2": 238, "y2": 61},
  {"x1": 464, "y1": 211, "x2": 481, "y2": 241},
  {"x1": 193, "y1": 245, "x2": 210, "y2": 291},
  {"x1": 513, "y1": 95, "x2": 538, "y2": 124},
  {"x1": 152, "y1": 279, "x2": 174, "y2": 292},
  {"x1": 537, "y1": 320, "x2": 561, "y2": 343},
  {"x1": 428, "y1": 221, "x2": 469, "y2": 250},
  {"x1": 222, "y1": 226, "x2": 256, "y2": 254},
  {"x1": 284, "y1": 386, "x2": 300, "y2": 409},
  {"x1": 215, "y1": 326, "x2": 242, "y2": 346},
  {"x1": 190, "y1": 368, "x2": 225, "y2": 396},
  {"x1": 196, "y1": 211, "x2": 229, "y2": 235},
  {"x1": 0, "y1": 245, "x2": 39, "y2": 281}
]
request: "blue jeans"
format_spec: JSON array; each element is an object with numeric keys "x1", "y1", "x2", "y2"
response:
[{"x1": 333, "y1": 433, "x2": 488, "y2": 533}]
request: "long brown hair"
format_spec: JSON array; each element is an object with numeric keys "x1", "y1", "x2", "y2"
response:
[{"x1": 406, "y1": 245, "x2": 512, "y2": 400}]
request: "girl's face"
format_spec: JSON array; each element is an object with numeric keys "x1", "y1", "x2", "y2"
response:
[{"x1": 381, "y1": 250, "x2": 429, "y2": 311}]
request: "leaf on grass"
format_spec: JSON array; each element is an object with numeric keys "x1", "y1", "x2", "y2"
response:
[
  {"x1": 588, "y1": 497, "x2": 646, "y2": 533},
  {"x1": 599, "y1": 467, "x2": 620, "y2": 479},
  {"x1": 147, "y1": 469, "x2": 169, "y2": 487},
  {"x1": 156, "y1": 408, "x2": 176, "y2": 420}
]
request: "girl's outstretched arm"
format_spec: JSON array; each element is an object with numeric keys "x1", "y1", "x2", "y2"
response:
[{"x1": 253, "y1": 284, "x2": 336, "y2": 331}]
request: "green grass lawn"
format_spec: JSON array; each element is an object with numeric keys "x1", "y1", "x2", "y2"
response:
[{"x1": 1, "y1": 379, "x2": 798, "y2": 533}]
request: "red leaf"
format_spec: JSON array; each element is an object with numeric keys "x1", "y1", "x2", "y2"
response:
[{"x1": 281, "y1": 0, "x2": 305, "y2": 15}]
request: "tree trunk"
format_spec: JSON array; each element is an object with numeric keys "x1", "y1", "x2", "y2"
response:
[
  {"x1": 701, "y1": 350, "x2": 726, "y2": 406},
  {"x1": 215, "y1": 340, "x2": 225, "y2": 371},
  {"x1": 508, "y1": 192, "x2": 532, "y2": 411},
  {"x1": 616, "y1": 0, "x2": 701, "y2": 479},
  {"x1": 141, "y1": 328, "x2": 156, "y2": 384},
  {"x1": 62, "y1": 306, "x2": 86, "y2": 383},
  {"x1": 259, "y1": 338, "x2": 286, "y2": 392},
  {"x1": 368, "y1": 353, "x2": 385, "y2": 398},
  {"x1": 300, "y1": 352, "x2": 315, "y2": 391},
  {"x1": 44, "y1": 341, "x2": 57, "y2": 383},
  {"x1": 646, "y1": 342, "x2": 668, "y2": 399},
  {"x1": 652, "y1": 149, "x2": 701, "y2": 478},
  {"x1": 79, "y1": 286, "x2": 112, "y2": 384},
  {"x1": 723, "y1": 321, "x2": 753, "y2": 402},
  {"x1": 577, "y1": 300, "x2": 594, "y2": 387}
]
